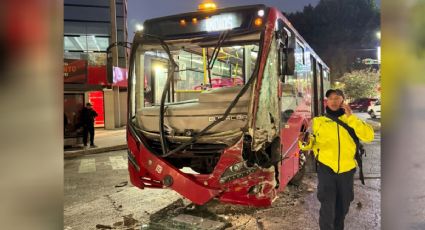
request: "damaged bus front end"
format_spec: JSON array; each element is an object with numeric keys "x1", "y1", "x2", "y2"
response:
[{"x1": 126, "y1": 5, "x2": 312, "y2": 207}]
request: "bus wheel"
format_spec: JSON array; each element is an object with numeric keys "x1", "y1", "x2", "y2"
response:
[{"x1": 289, "y1": 150, "x2": 307, "y2": 186}]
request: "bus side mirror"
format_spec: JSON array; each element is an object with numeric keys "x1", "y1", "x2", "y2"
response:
[
  {"x1": 279, "y1": 46, "x2": 295, "y2": 79},
  {"x1": 282, "y1": 47, "x2": 295, "y2": 76}
]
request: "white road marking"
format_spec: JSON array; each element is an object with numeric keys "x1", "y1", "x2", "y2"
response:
[
  {"x1": 78, "y1": 159, "x2": 96, "y2": 173},
  {"x1": 65, "y1": 185, "x2": 77, "y2": 190},
  {"x1": 109, "y1": 156, "x2": 127, "y2": 170}
]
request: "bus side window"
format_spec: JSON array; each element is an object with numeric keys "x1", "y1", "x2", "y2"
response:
[
  {"x1": 295, "y1": 41, "x2": 305, "y2": 66},
  {"x1": 281, "y1": 80, "x2": 298, "y2": 124}
]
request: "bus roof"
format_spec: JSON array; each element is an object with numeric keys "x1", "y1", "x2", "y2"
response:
[
  {"x1": 137, "y1": 4, "x2": 329, "y2": 71},
  {"x1": 144, "y1": 4, "x2": 266, "y2": 24}
]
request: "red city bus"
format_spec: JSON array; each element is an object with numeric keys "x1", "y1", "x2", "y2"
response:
[{"x1": 126, "y1": 4, "x2": 330, "y2": 207}]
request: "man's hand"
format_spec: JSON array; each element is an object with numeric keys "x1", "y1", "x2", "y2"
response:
[{"x1": 342, "y1": 103, "x2": 352, "y2": 117}]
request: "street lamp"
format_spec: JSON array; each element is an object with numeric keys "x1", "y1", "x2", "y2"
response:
[
  {"x1": 376, "y1": 31, "x2": 381, "y2": 40},
  {"x1": 135, "y1": 23, "x2": 144, "y2": 32},
  {"x1": 334, "y1": 81, "x2": 341, "y2": 88}
]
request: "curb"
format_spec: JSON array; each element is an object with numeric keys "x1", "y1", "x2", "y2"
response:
[{"x1": 64, "y1": 144, "x2": 128, "y2": 159}]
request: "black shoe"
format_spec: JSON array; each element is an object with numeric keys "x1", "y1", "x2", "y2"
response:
[{"x1": 90, "y1": 144, "x2": 98, "y2": 148}]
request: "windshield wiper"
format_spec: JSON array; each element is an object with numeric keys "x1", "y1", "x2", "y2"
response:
[
  {"x1": 159, "y1": 30, "x2": 266, "y2": 158},
  {"x1": 140, "y1": 34, "x2": 178, "y2": 155},
  {"x1": 206, "y1": 30, "x2": 230, "y2": 87},
  {"x1": 138, "y1": 31, "x2": 261, "y2": 159}
]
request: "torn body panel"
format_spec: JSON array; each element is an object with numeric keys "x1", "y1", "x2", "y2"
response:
[
  {"x1": 128, "y1": 131, "x2": 277, "y2": 206},
  {"x1": 139, "y1": 129, "x2": 243, "y2": 146},
  {"x1": 252, "y1": 36, "x2": 280, "y2": 152}
]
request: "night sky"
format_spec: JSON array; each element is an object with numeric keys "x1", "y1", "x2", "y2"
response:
[
  {"x1": 127, "y1": 0, "x2": 381, "y2": 39},
  {"x1": 127, "y1": 0, "x2": 321, "y2": 38}
]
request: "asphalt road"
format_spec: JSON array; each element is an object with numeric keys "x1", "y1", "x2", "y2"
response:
[{"x1": 64, "y1": 150, "x2": 182, "y2": 230}]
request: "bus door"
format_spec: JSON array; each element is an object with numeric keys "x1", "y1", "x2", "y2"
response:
[
  {"x1": 311, "y1": 56, "x2": 320, "y2": 117},
  {"x1": 318, "y1": 63, "x2": 325, "y2": 115},
  {"x1": 276, "y1": 21, "x2": 300, "y2": 186}
]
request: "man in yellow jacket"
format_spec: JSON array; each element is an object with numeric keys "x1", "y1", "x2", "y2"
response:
[{"x1": 299, "y1": 89, "x2": 374, "y2": 230}]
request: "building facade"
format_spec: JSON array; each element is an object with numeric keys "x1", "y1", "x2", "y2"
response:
[{"x1": 64, "y1": 0, "x2": 128, "y2": 145}]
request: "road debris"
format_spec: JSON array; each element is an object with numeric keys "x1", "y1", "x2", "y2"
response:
[
  {"x1": 356, "y1": 201, "x2": 363, "y2": 210},
  {"x1": 95, "y1": 224, "x2": 113, "y2": 229},
  {"x1": 114, "y1": 181, "x2": 128, "y2": 187}
]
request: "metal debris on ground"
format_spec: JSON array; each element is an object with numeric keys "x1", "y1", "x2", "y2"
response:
[
  {"x1": 172, "y1": 214, "x2": 227, "y2": 230},
  {"x1": 123, "y1": 214, "x2": 138, "y2": 227},
  {"x1": 95, "y1": 224, "x2": 113, "y2": 229},
  {"x1": 114, "y1": 181, "x2": 128, "y2": 187},
  {"x1": 356, "y1": 201, "x2": 363, "y2": 209},
  {"x1": 144, "y1": 199, "x2": 230, "y2": 229}
]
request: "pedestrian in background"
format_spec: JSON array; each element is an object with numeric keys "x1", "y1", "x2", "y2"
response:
[
  {"x1": 80, "y1": 102, "x2": 98, "y2": 148},
  {"x1": 299, "y1": 89, "x2": 374, "y2": 230}
]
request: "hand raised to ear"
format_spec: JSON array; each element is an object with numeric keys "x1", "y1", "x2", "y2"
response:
[{"x1": 342, "y1": 103, "x2": 352, "y2": 117}]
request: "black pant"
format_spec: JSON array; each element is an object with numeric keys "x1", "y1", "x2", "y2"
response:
[
  {"x1": 317, "y1": 162, "x2": 355, "y2": 230},
  {"x1": 83, "y1": 125, "x2": 95, "y2": 146}
]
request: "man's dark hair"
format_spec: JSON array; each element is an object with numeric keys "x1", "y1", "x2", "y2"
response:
[{"x1": 325, "y1": 89, "x2": 345, "y2": 99}]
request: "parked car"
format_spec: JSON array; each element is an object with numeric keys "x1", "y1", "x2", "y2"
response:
[
  {"x1": 349, "y1": 98, "x2": 378, "y2": 112},
  {"x1": 368, "y1": 100, "x2": 381, "y2": 118}
]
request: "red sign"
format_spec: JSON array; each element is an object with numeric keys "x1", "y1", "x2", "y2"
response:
[
  {"x1": 64, "y1": 59, "x2": 87, "y2": 83},
  {"x1": 87, "y1": 66, "x2": 108, "y2": 86},
  {"x1": 112, "y1": 67, "x2": 128, "y2": 87}
]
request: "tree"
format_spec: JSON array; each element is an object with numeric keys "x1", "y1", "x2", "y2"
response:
[
  {"x1": 339, "y1": 69, "x2": 380, "y2": 99},
  {"x1": 286, "y1": 0, "x2": 380, "y2": 81}
]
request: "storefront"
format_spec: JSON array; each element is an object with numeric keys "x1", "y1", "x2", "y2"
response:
[
  {"x1": 64, "y1": 56, "x2": 128, "y2": 146},
  {"x1": 63, "y1": 0, "x2": 128, "y2": 146},
  {"x1": 64, "y1": 57, "x2": 107, "y2": 146}
]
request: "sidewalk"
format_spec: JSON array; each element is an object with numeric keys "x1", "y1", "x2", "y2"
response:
[{"x1": 64, "y1": 127, "x2": 127, "y2": 159}]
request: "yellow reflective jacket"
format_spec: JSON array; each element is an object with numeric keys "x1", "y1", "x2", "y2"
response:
[{"x1": 299, "y1": 114, "x2": 374, "y2": 173}]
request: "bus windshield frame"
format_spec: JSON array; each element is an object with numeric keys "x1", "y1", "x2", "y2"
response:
[{"x1": 129, "y1": 30, "x2": 262, "y2": 116}]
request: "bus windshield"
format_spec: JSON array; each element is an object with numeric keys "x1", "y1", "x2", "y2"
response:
[{"x1": 131, "y1": 31, "x2": 261, "y2": 110}]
